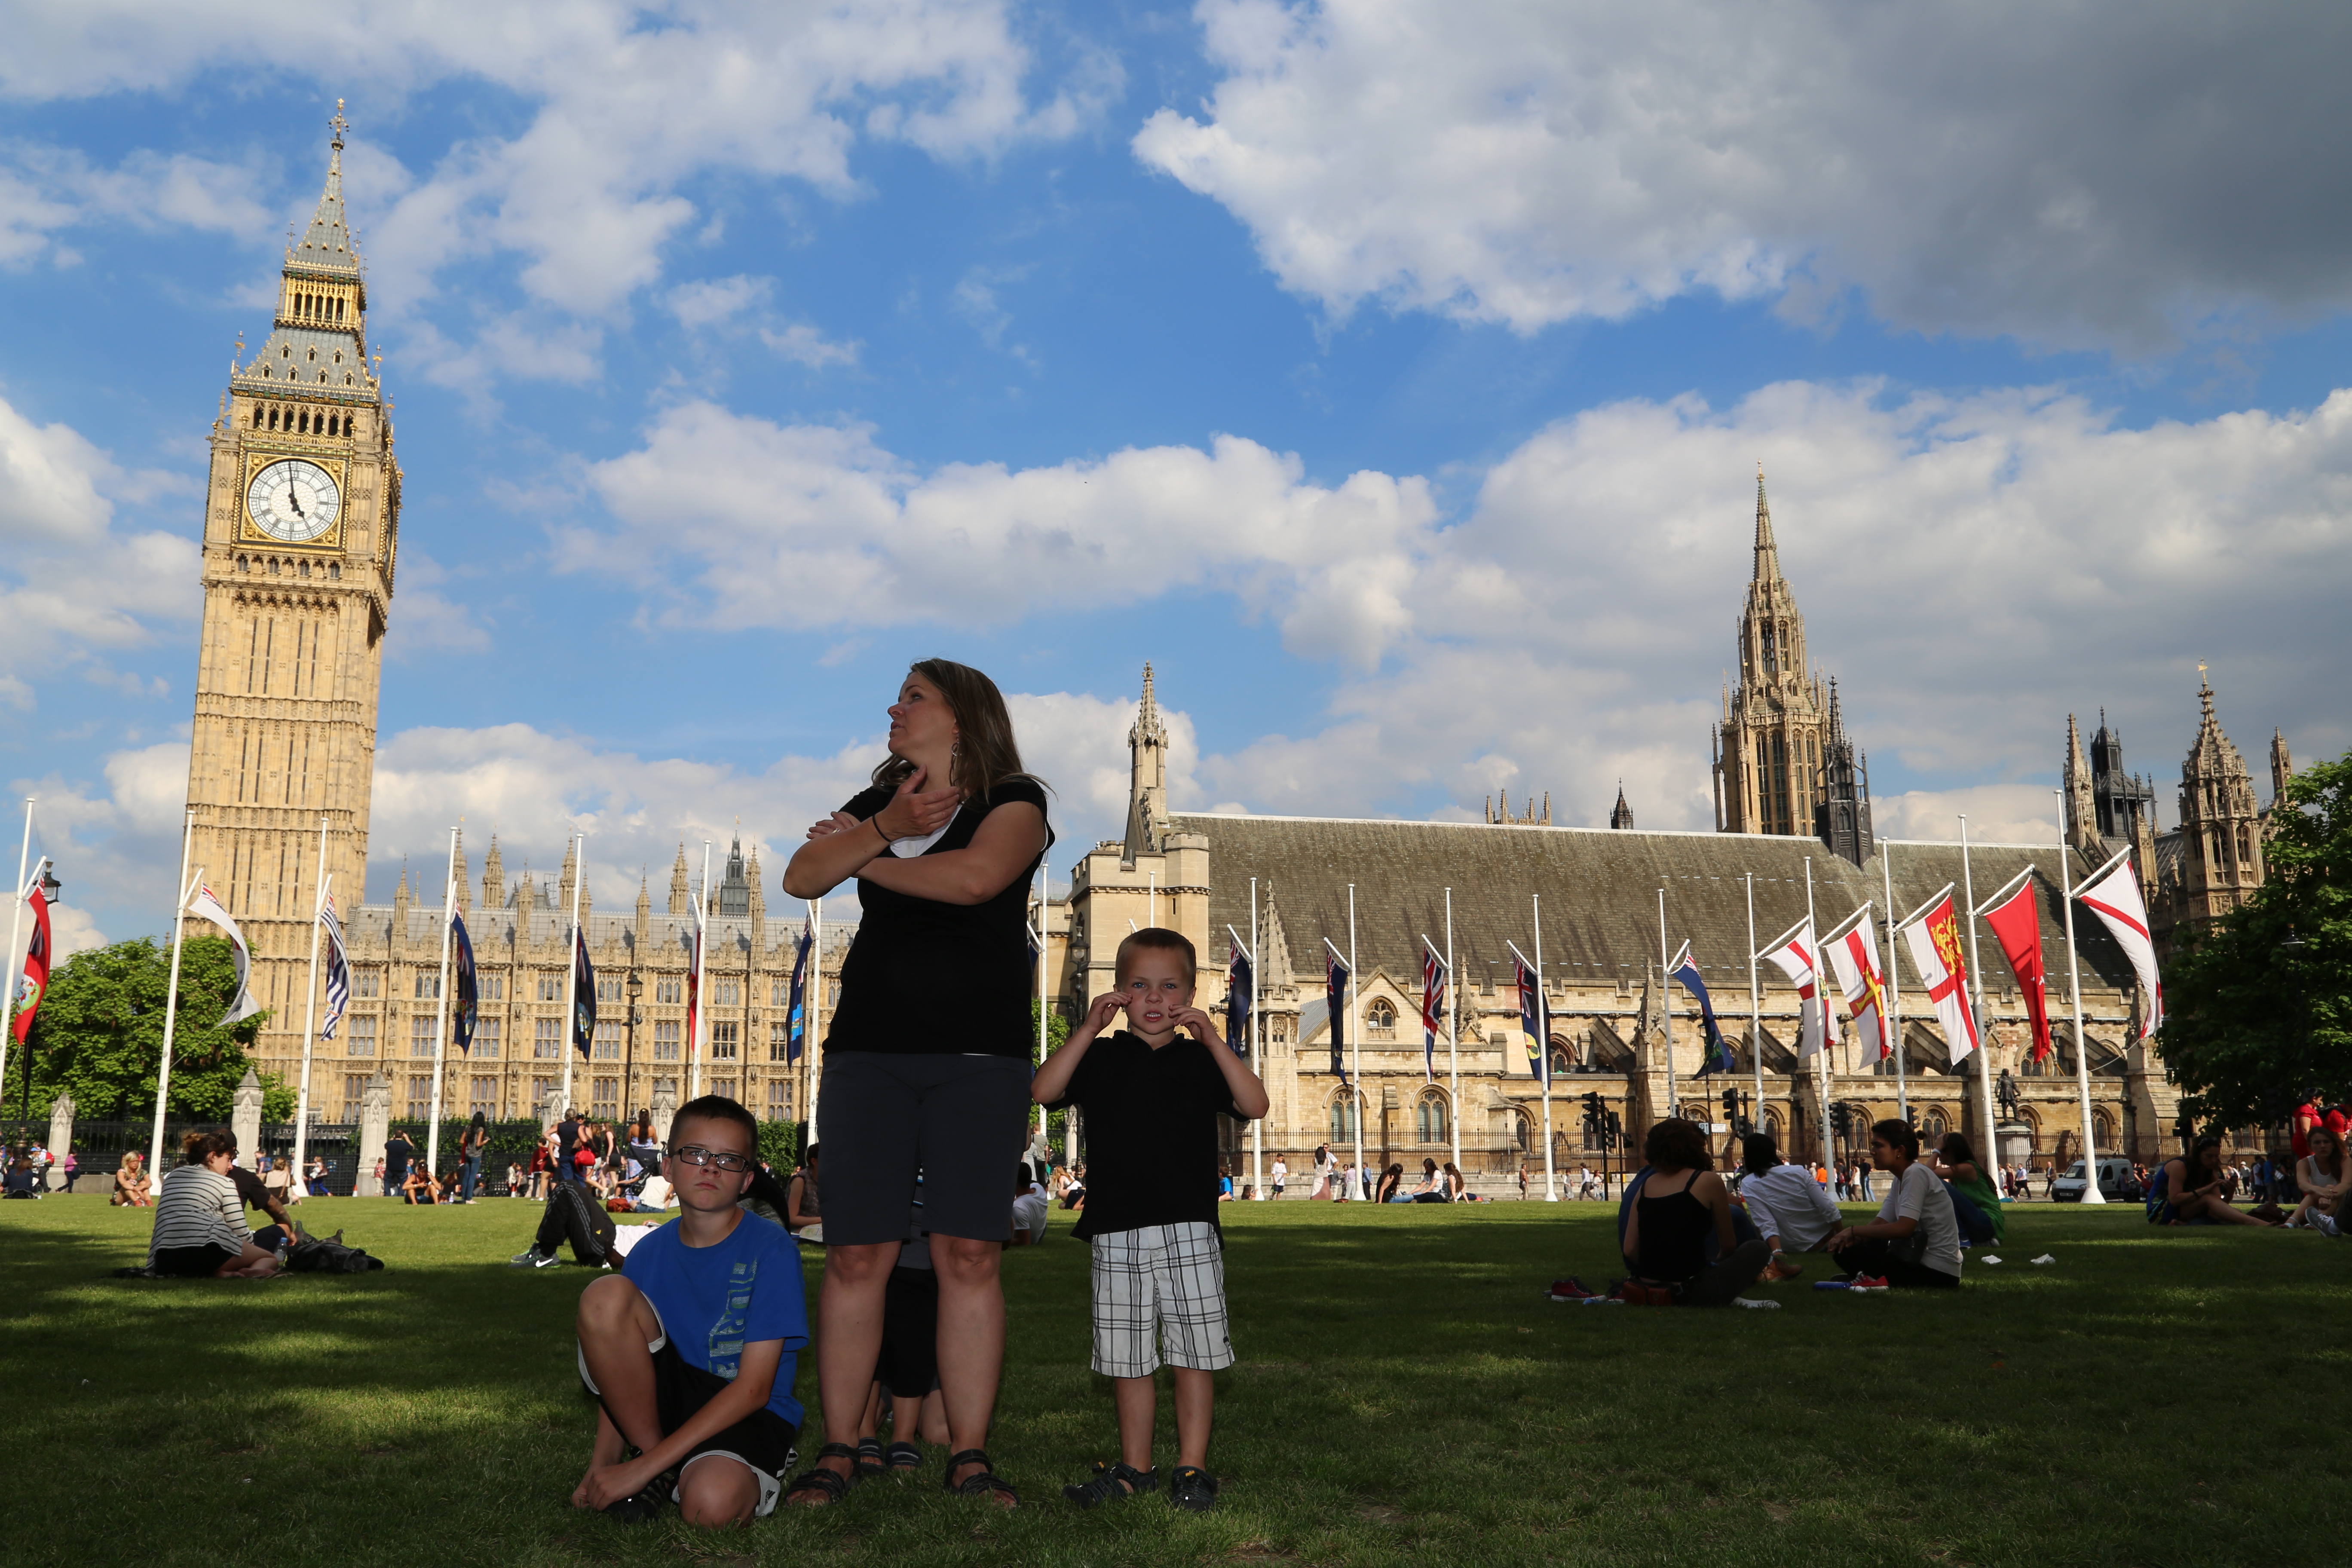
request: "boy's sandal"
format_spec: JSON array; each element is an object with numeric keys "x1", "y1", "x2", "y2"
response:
[
  {"x1": 945, "y1": 1448, "x2": 1019, "y2": 1508},
  {"x1": 1063, "y1": 1459, "x2": 1156, "y2": 1507},
  {"x1": 885, "y1": 1441, "x2": 924, "y2": 1472},
  {"x1": 855, "y1": 1438, "x2": 887, "y2": 1479},
  {"x1": 782, "y1": 1443, "x2": 861, "y2": 1507}
]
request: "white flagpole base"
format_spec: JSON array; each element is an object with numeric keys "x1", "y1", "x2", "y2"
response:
[{"x1": 2079, "y1": 1186, "x2": 2108, "y2": 1205}]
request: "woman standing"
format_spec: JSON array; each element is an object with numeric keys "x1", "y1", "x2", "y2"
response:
[
  {"x1": 459, "y1": 1112, "x2": 488, "y2": 1203},
  {"x1": 781, "y1": 661, "x2": 1051, "y2": 1509},
  {"x1": 1310, "y1": 1144, "x2": 1334, "y2": 1201}
]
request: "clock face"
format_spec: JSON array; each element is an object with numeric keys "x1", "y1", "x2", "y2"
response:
[{"x1": 246, "y1": 457, "x2": 341, "y2": 542}]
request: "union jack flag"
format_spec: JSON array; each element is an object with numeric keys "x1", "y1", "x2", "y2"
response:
[{"x1": 1419, "y1": 939, "x2": 1447, "y2": 1083}]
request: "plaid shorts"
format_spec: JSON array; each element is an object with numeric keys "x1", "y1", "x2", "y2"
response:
[{"x1": 1089, "y1": 1222, "x2": 1234, "y2": 1378}]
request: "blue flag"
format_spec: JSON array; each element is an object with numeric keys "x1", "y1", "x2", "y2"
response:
[
  {"x1": 1325, "y1": 952, "x2": 1349, "y2": 1082},
  {"x1": 785, "y1": 920, "x2": 813, "y2": 1064},
  {"x1": 1227, "y1": 937, "x2": 1253, "y2": 1057},
  {"x1": 571, "y1": 925, "x2": 597, "y2": 1058},
  {"x1": 450, "y1": 911, "x2": 477, "y2": 1054},
  {"x1": 1516, "y1": 958, "x2": 1548, "y2": 1082},
  {"x1": 1669, "y1": 942, "x2": 1734, "y2": 1074}
]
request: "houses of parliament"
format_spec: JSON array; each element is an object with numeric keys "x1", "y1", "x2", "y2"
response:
[{"x1": 185, "y1": 124, "x2": 2292, "y2": 1169}]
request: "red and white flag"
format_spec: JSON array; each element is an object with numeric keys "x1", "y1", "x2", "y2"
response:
[
  {"x1": 1822, "y1": 908, "x2": 1891, "y2": 1060},
  {"x1": 2075, "y1": 851, "x2": 2162, "y2": 1039},
  {"x1": 11, "y1": 877, "x2": 52, "y2": 1045},
  {"x1": 1899, "y1": 888, "x2": 1980, "y2": 1065},
  {"x1": 1757, "y1": 922, "x2": 1827, "y2": 1058},
  {"x1": 1979, "y1": 873, "x2": 2053, "y2": 1062},
  {"x1": 186, "y1": 881, "x2": 265, "y2": 1023}
]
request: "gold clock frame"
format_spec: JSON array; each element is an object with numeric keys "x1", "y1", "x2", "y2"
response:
[{"x1": 240, "y1": 448, "x2": 349, "y2": 549}]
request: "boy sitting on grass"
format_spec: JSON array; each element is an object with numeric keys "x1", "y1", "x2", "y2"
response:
[
  {"x1": 1032, "y1": 927, "x2": 1269, "y2": 1513},
  {"x1": 570, "y1": 1094, "x2": 809, "y2": 1527}
]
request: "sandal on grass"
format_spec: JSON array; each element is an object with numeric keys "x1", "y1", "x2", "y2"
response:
[
  {"x1": 945, "y1": 1447, "x2": 1019, "y2": 1508},
  {"x1": 886, "y1": 1441, "x2": 923, "y2": 1473},
  {"x1": 855, "y1": 1438, "x2": 887, "y2": 1479},
  {"x1": 1063, "y1": 1459, "x2": 1156, "y2": 1507},
  {"x1": 783, "y1": 1442, "x2": 861, "y2": 1507}
]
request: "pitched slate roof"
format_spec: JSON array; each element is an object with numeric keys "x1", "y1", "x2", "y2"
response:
[{"x1": 1170, "y1": 813, "x2": 2133, "y2": 998}]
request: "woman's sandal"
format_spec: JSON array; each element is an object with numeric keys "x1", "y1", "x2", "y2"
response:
[
  {"x1": 782, "y1": 1443, "x2": 861, "y2": 1507},
  {"x1": 944, "y1": 1447, "x2": 1019, "y2": 1508},
  {"x1": 855, "y1": 1438, "x2": 887, "y2": 1479},
  {"x1": 885, "y1": 1441, "x2": 923, "y2": 1473}
]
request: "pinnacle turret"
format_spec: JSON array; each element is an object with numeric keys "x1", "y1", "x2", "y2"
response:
[{"x1": 1752, "y1": 463, "x2": 1782, "y2": 585}]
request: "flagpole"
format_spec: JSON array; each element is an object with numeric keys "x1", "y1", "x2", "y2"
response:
[
  {"x1": 1, "y1": 797, "x2": 30, "y2": 1118},
  {"x1": 1445, "y1": 887, "x2": 1460, "y2": 1175},
  {"x1": 149, "y1": 809, "x2": 198, "y2": 1181},
  {"x1": 1037, "y1": 867, "x2": 1051, "y2": 1146},
  {"x1": 691, "y1": 840, "x2": 710, "y2": 1100},
  {"x1": 426, "y1": 826, "x2": 458, "y2": 1178},
  {"x1": 1347, "y1": 882, "x2": 1363, "y2": 1197},
  {"x1": 1959, "y1": 815, "x2": 1999, "y2": 1173},
  {"x1": 1534, "y1": 893, "x2": 1556, "y2": 1201},
  {"x1": 1657, "y1": 887, "x2": 1676, "y2": 1124},
  {"x1": 1806, "y1": 856, "x2": 1828, "y2": 1170},
  {"x1": 1249, "y1": 876, "x2": 1262, "y2": 1199},
  {"x1": 293, "y1": 815, "x2": 330, "y2": 1193},
  {"x1": 1883, "y1": 841, "x2": 1907, "y2": 1123},
  {"x1": 560, "y1": 833, "x2": 584, "y2": 1117},
  {"x1": 2056, "y1": 800, "x2": 2104, "y2": 1202},
  {"x1": 1746, "y1": 872, "x2": 1764, "y2": 1148},
  {"x1": 808, "y1": 896, "x2": 824, "y2": 1146}
]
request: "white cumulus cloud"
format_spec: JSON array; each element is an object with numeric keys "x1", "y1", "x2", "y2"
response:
[{"x1": 1134, "y1": 0, "x2": 2352, "y2": 349}]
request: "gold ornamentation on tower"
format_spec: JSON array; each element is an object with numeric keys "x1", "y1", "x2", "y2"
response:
[{"x1": 183, "y1": 103, "x2": 399, "y2": 1070}]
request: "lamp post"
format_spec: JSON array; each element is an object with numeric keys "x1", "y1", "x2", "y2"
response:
[{"x1": 624, "y1": 968, "x2": 643, "y2": 1119}]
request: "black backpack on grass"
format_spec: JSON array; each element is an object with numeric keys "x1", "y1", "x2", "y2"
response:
[{"x1": 286, "y1": 1231, "x2": 385, "y2": 1273}]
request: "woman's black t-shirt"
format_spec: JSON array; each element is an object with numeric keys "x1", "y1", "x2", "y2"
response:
[{"x1": 824, "y1": 775, "x2": 1054, "y2": 1059}]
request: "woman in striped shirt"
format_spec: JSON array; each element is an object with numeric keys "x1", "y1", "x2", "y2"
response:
[{"x1": 147, "y1": 1129, "x2": 280, "y2": 1278}]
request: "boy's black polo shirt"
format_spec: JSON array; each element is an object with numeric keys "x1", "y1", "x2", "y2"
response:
[{"x1": 1047, "y1": 1029, "x2": 1250, "y2": 1242}]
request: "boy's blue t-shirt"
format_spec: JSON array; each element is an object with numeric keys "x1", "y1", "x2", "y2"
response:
[{"x1": 623, "y1": 1211, "x2": 810, "y2": 1427}]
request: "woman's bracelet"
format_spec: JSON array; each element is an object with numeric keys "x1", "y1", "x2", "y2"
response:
[{"x1": 868, "y1": 816, "x2": 895, "y2": 848}]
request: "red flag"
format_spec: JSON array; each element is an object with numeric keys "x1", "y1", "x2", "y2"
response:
[
  {"x1": 1980, "y1": 878, "x2": 2053, "y2": 1063},
  {"x1": 12, "y1": 885, "x2": 51, "y2": 1044}
]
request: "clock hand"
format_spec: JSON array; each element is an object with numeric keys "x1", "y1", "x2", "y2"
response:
[{"x1": 286, "y1": 486, "x2": 305, "y2": 518}]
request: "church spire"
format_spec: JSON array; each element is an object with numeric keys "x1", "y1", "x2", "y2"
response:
[
  {"x1": 1753, "y1": 462, "x2": 1782, "y2": 584},
  {"x1": 1125, "y1": 662, "x2": 1170, "y2": 862},
  {"x1": 292, "y1": 102, "x2": 360, "y2": 276}
]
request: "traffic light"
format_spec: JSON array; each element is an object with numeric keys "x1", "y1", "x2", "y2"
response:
[
  {"x1": 1605, "y1": 1109, "x2": 1623, "y2": 1148},
  {"x1": 1581, "y1": 1090, "x2": 1602, "y2": 1127},
  {"x1": 1721, "y1": 1087, "x2": 1739, "y2": 1120}
]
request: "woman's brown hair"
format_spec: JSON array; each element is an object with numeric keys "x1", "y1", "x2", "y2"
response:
[
  {"x1": 870, "y1": 659, "x2": 1046, "y2": 802},
  {"x1": 180, "y1": 1127, "x2": 237, "y2": 1166}
]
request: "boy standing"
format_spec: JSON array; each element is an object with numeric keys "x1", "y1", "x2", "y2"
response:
[
  {"x1": 571, "y1": 1095, "x2": 810, "y2": 1527},
  {"x1": 1032, "y1": 928, "x2": 1270, "y2": 1513}
]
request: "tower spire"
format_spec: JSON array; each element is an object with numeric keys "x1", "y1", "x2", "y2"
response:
[{"x1": 1753, "y1": 462, "x2": 1782, "y2": 583}]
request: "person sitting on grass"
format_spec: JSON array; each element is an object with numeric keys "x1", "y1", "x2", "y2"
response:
[
  {"x1": 1735, "y1": 1133, "x2": 1842, "y2": 1279},
  {"x1": 1618, "y1": 1118, "x2": 1770, "y2": 1305},
  {"x1": 113, "y1": 1150, "x2": 152, "y2": 1207},
  {"x1": 2152, "y1": 1137, "x2": 2279, "y2": 1228},
  {"x1": 1032, "y1": 927, "x2": 1270, "y2": 1513},
  {"x1": 785, "y1": 1145, "x2": 821, "y2": 1234},
  {"x1": 1011, "y1": 1164, "x2": 1050, "y2": 1243},
  {"x1": 146, "y1": 1130, "x2": 280, "y2": 1278},
  {"x1": 1825, "y1": 1120, "x2": 1963, "y2": 1288},
  {"x1": 2292, "y1": 1125, "x2": 2349, "y2": 1233},
  {"x1": 401, "y1": 1165, "x2": 440, "y2": 1206},
  {"x1": 1929, "y1": 1132, "x2": 2006, "y2": 1244},
  {"x1": 572, "y1": 1094, "x2": 808, "y2": 1527},
  {"x1": 1374, "y1": 1164, "x2": 1406, "y2": 1204}
]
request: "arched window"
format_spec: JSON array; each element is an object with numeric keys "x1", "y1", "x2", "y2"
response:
[
  {"x1": 2092, "y1": 1108, "x2": 2116, "y2": 1148},
  {"x1": 1415, "y1": 1093, "x2": 1447, "y2": 1144},
  {"x1": 1921, "y1": 1106, "x2": 1949, "y2": 1143},
  {"x1": 1512, "y1": 1110, "x2": 1532, "y2": 1151},
  {"x1": 1366, "y1": 999, "x2": 1396, "y2": 1038},
  {"x1": 1329, "y1": 1094, "x2": 1358, "y2": 1145},
  {"x1": 235, "y1": 554, "x2": 248, "y2": 572}
]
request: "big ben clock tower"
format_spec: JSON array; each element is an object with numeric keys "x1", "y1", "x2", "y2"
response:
[{"x1": 185, "y1": 104, "x2": 398, "y2": 1072}]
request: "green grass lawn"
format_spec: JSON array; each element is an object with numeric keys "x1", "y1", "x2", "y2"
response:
[{"x1": 2, "y1": 1194, "x2": 2340, "y2": 1567}]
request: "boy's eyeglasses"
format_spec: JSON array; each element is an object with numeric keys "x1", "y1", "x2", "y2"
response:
[{"x1": 669, "y1": 1146, "x2": 752, "y2": 1173}]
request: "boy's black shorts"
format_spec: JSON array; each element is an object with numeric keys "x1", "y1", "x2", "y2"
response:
[
  {"x1": 879, "y1": 1265, "x2": 940, "y2": 1399},
  {"x1": 580, "y1": 1339, "x2": 799, "y2": 1514}
]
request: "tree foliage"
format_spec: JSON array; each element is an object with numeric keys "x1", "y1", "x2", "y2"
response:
[
  {"x1": 2159, "y1": 750, "x2": 2352, "y2": 1127},
  {"x1": 9, "y1": 935, "x2": 293, "y2": 1121}
]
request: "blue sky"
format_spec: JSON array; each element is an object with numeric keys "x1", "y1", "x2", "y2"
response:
[{"x1": 3, "y1": 0, "x2": 2348, "y2": 950}]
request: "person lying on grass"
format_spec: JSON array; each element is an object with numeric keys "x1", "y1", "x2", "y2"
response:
[
  {"x1": 1735, "y1": 1132, "x2": 1842, "y2": 1280},
  {"x1": 2153, "y1": 1137, "x2": 2280, "y2": 1228},
  {"x1": 147, "y1": 1129, "x2": 280, "y2": 1278},
  {"x1": 571, "y1": 1094, "x2": 809, "y2": 1527},
  {"x1": 1825, "y1": 1120, "x2": 1964, "y2": 1288},
  {"x1": 1618, "y1": 1118, "x2": 1770, "y2": 1305},
  {"x1": 1032, "y1": 926, "x2": 1270, "y2": 1513}
]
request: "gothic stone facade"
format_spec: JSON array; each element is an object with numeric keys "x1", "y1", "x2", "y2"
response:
[{"x1": 1061, "y1": 668, "x2": 2170, "y2": 1187}]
